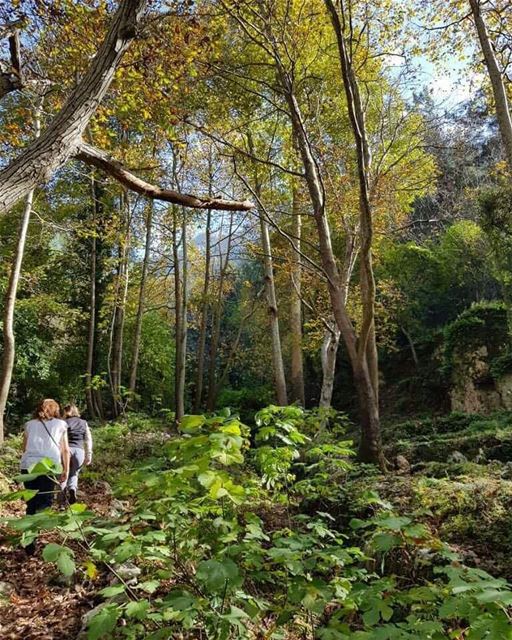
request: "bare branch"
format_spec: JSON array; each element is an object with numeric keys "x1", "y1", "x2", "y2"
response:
[{"x1": 75, "y1": 142, "x2": 254, "y2": 212}]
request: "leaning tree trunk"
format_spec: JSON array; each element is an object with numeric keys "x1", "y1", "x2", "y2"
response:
[
  {"x1": 469, "y1": 0, "x2": 512, "y2": 169},
  {"x1": 0, "y1": 191, "x2": 35, "y2": 443},
  {"x1": 0, "y1": 103, "x2": 41, "y2": 444},
  {"x1": 128, "y1": 200, "x2": 154, "y2": 396},
  {"x1": 0, "y1": 0, "x2": 147, "y2": 215},
  {"x1": 275, "y1": 52, "x2": 385, "y2": 468},
  {"x1": 289, "y1": 177, "x2": 305, "y2": 405}
]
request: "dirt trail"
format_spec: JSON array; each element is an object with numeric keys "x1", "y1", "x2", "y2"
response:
[{"x1": 0, "y1": 479, "x2": 114, "y2": 640}]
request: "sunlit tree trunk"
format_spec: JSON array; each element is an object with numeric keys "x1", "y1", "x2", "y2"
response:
[
  {"x1": 319, "y1": 323, "x2": 340, "y2": 409},
  {"x1": 277, "y1": 57, "x2": 385, "y2": 468},
  {"x1": 0, "y1": 103, "x2": 41, "y2": 444},
  {"x1": 128, "y1": 200, "x2": 154, "y2": 397},
  {"x1": 324, "y1": 0, "x2": 383, "y2": 466},
  {"x1": 469, "y1": 0, "x2": 512, "y2": 168},
  {"x1": 259, "y1": 212, "x2": 288, "y2": 406}
]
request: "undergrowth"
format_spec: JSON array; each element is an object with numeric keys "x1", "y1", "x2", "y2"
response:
[{"x1": 2, "y1": 408, "x2": 512, "y2": 638}]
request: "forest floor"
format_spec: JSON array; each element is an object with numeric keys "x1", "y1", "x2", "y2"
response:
[
  {"x1": 0, "y1": 421, "x2": 169, "y2": 640},
  {"x1": 0, "y1": 477, "x2": 116, "y2": 640},
  {"x1": 2, "y1": 411, "x2": 512, "y2": 638}
]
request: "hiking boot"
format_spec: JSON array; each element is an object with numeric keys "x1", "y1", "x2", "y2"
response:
[
  {"x1": 25, "y1": 541, "x2": 36, "y2": 556},
  {"x1": 68, "y1": 489, "x2": 77, "y2": 504},
  {"x1": 57, "y1": 489, "x2": 67, "y2": 508}
]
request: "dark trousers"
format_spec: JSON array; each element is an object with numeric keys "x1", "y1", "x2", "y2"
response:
[{"x1": 21, "y1": 469, "x2": 56, "y2": 514}]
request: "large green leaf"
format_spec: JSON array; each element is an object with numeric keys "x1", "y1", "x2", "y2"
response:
[
  {"x1": 125, "y1": 599, "x2": 150, "y2": 619},
  {"x1": 196, "y1": 558, "x2": 241, "y2": 593},
  {"x1": 42, "y1": 543, "x2": 75, "y2": 576},
  {"x1": 87, "y1": 604, "x2": 121, "y2": 640},
  {"x1": 179, "y1": 415, "x2": 206, "y2": 433}
]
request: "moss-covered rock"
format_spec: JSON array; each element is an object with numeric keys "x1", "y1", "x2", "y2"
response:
[{"x1": 443, "y1": 303, "x2": 512, "y2": 413}]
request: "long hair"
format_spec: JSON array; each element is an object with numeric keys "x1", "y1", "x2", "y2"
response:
[
  {"x1": 33, "y1": 399, "x2": 61, "y2": 420},
  {"x1": 63, "y1": 404, "x2": 81, "y2": 418}
]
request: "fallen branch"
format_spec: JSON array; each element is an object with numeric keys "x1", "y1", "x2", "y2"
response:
[{"x1": 75, "y1": 142, "x2": 254, "y2": 211}]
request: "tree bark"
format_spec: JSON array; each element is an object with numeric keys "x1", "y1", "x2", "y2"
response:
[
  {"x1": 0, "y1": 193, "x2": 34, "y2": 443},
  {"x1": 0, "y1": 103, "x2": 41, "y2": 443},
  {"x1": 0, "y1": 28, "x2": 22, "y2": 100},
  {"x1": 274, "y1": 48, "x2": 385, "y2": 468},
  {"x1": 469, "y1": 0, "x2": 512, "y2": 169},
  {"x1": 128, "y1": 200, "x2": 154, "y2": 396},
  {"x1": 76, "y1": 143, "x2": 254, "y2": 211},
  {"x1": 0, "y1": 0, "x2": 148, "y2": 215},
  {"x1": 289, "y1": 177, "x2": 305, "y2": 406},
  {"x1": 324, "y1": 0, "x2": 384, "y2": 467}
]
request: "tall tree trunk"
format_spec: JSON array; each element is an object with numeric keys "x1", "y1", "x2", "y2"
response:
[
  {"x1": 128, "y1": 200, "x2": 154, "y2": 396},
  {"x1": 206, "y1": 214, "x2": 234, "y2": 412},
  {"x1": 110, "y1": 192, "x2": 131, "y2": 416},
  {"x1": 0, "y1": 0, "x2": 147, "y2": 214},
  {"x1": 289, "y1": 177, "x2": 305, "y2": 405},
  {"x1": 324, "y1": 0, "x2": 383, "y2": 466},
  {"x1": 259, "y1": 212, "x2": 288, "y2": 406},
  {"x1": 85, "y1": 171, "x2": 100, "y2": 419},
  {"x1": 248, "y1": 134, "x2": 288, "y2": 406},
  {"x1": 193, "y1": 207, "x2": 212, "y2": 413},
  {"x1": 173, "y1": 207, "x2": 188, "y2": 423},
  {"x1": 0, "y1": 103, "x2": 41, "y2": 444},
  {"x1": 275, "y1": 55, "x2": 385, "y2": 468},
  {"x1": 319, "y1": 323, "x2": 340, "y2": 409},
  {"x1": 469, "y1": 0, "x2": 512, "y2": 168}
]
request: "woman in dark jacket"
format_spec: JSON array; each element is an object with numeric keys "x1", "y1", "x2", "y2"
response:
[{"x1": 62, "y1": 404, "x2": 93, "y2": 503}]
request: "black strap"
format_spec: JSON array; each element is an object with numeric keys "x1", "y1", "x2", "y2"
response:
[{"x1": 40, "y1": 419, "x2": 62, "y2": 451}]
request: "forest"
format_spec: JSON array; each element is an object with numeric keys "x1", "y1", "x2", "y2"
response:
[{"x1": 2, "y1": 0, "x2": 512, "y2": 638}]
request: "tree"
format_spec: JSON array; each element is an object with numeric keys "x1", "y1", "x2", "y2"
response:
[
  {"x1": 129, "y1": 201, "x2": 154, "y2": 397},
  {"x1": 0, "y1": 101, "x2": 41, "y2": 443},
  {"x1": 468, "y1": 0, "x2": 512, "y2": 168},
  {"x1": 0, "y1": 0, "x2": 252, "y2": 216}
]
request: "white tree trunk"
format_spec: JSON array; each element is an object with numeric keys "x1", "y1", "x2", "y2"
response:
[
  {"x1": 319, "y1": 324, "x2": 340, "y2": 409},
  {"x1": 0, "y1": 103, "x2": 41, "y2": 443}
]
